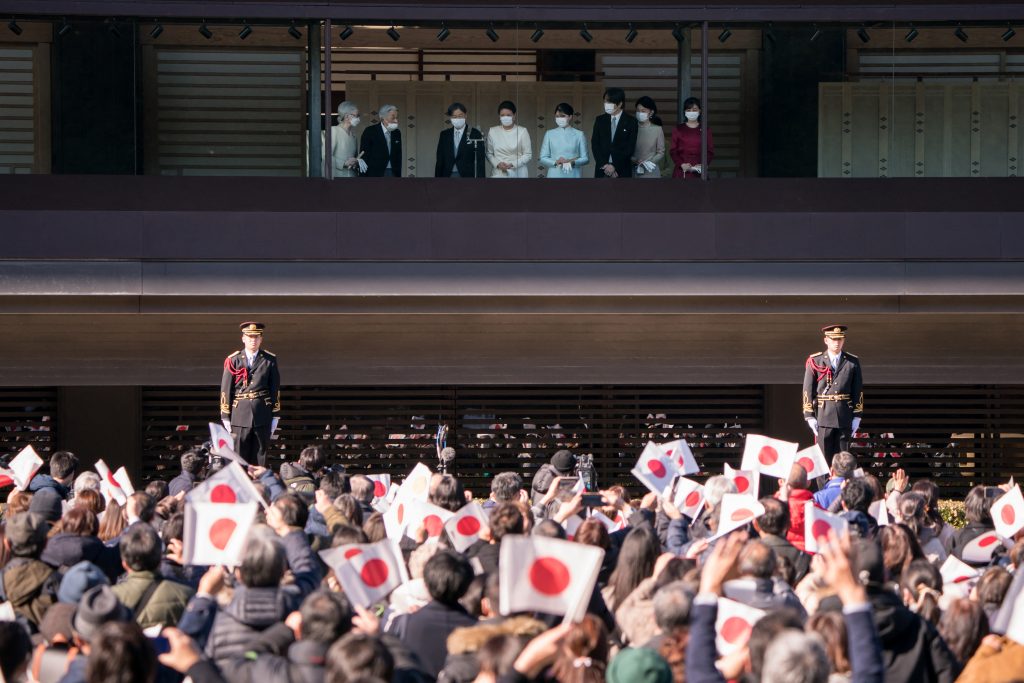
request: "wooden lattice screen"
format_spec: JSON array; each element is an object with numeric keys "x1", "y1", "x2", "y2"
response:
[{"x1": 0, "y1": 388, "x2": 58, "y2": 462}]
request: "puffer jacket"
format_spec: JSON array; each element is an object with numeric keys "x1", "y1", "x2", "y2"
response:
[
  {"x1": 111, "y1": 570, "x2": 195, "y2": 629},
  {"x1": 204, "y1": 585, "x2": 303, "y2": 668},
  {"x1": 41, "y1": 533, "x2": 122, "y2": 582},
  {"x1": 0, "y1": 557, "x2": 60, "y2": 629},
  {"x1": 438, "y1": 616, "x2": 547, "y2": 683}
]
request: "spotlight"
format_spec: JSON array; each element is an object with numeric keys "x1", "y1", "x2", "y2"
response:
[
  {"x1": 810, "y1": 25, "x2": 822, "y2": 42},
  {"x1": 625, "y1": 24, "x2": 638, "y2": 43},
  {"x1": 148, "y1": 21, "x2": 163, "y2": 39},
  {"x1": 718, "y1": 27, "x2": 732, "y2": 43},
  {"x1": 857, "y1": 27, "x2": 870, "y2": 43},
  {"x1": 530, "y1": 25, "x2": 544, "y2": 43},
  {"x1": 1003, "y1": 25, "x2": 1017, "y2": 42},
  {"x1": 580, "y1": 24, "x2": 593, "y2": 42},
  {"x1": 288, "y1": 22, "x2": 302, "y2": 40},
  {"x1": 904, "y1": 26, "x2": 918, "y2": 43},
  {"x1": 58, "y1": 18, "x2": 72, "y2": 37},
  {"x1": 387, "y1": 26, "x2": 400, "y2": 41},
  {"x1": 198, "y1": 21, "x2": 213, "y2": 39},
  {"x1": 765, "y1": 25, "x2": 776, "y2": 43},
  {"x1": 239, "y1": 23, "x2": 252, "y2": 40},
  {"x1": 8, "y1": 19, "x2": 22, "y2": 36},
  {"x1": 672, "y1": 23, "x2": 685, "y2": 43},
  {"x1": 437, "y1": 25, "x2": 450, "y2": 42},
  {"x1": 954, "y1": 25, "x2": 968, "y2": 43},
  {"x1": 486, "y1": 24, "x2": 499, "y2": 42},
  {"x1": 340, "y1": 25, "x2": 354, "y2": 41},
  {"x1": 107, "y1": 20, "x2": 121, "y2": 39}
]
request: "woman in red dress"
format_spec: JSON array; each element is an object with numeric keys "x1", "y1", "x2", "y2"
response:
[{"x1": 670, "y1": 97, "x2": 714, "y2": 179}]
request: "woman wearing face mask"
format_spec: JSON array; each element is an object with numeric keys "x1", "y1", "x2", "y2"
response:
[
  {"x1": 539, "y1": 103, "x2": 589, "y2": 179},
  {"x1": 670, "y1": 97, "x2": 714, "y2": 179},
  {"x1": 331, "y1": 101, "x2": 362, "y2": 178},
  {"x1": 435, "y1": 102, "x2": 485, "y2": 178},
  {"x1": 631, "y1": 96, "x2": 665, "y2": 178},
  {"x1": 485, "y1": 100, "x2": 532, "y2": 178}
]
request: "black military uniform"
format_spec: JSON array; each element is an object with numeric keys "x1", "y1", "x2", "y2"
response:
[
  {"x1": 802, "y1": 325, "x2": 864, "y2": 459},
  {"x1": 220, "y1": 322, "x2": 281, "y2": 466}
]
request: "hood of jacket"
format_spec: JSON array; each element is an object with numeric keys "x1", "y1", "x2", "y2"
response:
[
  {"x1": 446, "y1": 615, "x2": 547, "y2": 655},
  {"x1": 3, "y1": 557, "x2": 56, "y2": 607},
  {"x1": 41, "y1": 533, "x2": 106, "y2": 567}
]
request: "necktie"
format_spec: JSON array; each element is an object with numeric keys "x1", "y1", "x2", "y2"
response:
[
  {"x1": 385, "y1": 129, "x2": 391, "y2": 154},
  {"x1": 454, "y1": 130, "x2": 461, "y2": 155},
  {"x1": 611, "y1": 116, "x2": 617, "y2": 142},
  {"x1": 831, "y1": 355, "x2": 838, "y2": 371}
]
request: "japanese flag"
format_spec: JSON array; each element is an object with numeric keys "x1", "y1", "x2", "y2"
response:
[
  {"x1": 324, "y1": 539, "x2": 409, "y2": 608},
  {"x1": 795, "y1": 444, "x2": 830, "y2": 480},
  {"x1": 445, "y1": 501, "x2": 489, "y2": 553},
  {"x1": 187, "y1": 462, "x2": 267, "y2": 509},
  {"x1": 715, "y1": 598, "x2": 766, "y2": 657},
  {"x1": 499, "y1": 535, "x2": 604, "y2": 623},
  {"x1": 804, "y1": 502, "x2": 849, "y2": 553},
  {"x1": 396, "y1": 498, "x2": 453, "y2": 543},
  {"x1": 741, "y1": 435, "x2": 798, "y2": 480},
  {"x1": 961, "y1": 531, "x2": 1007, "y2": 565},
  {"x1": 182, "y1": 501, "x2": 257, "y2": 566},
  {"x1": 367, "y1": 474, "x2": 392, "y2": 501},
  {"x1": 632, "y1": 441, "x2": 678, "y2": 497},
  {"x1": 992, "y1": 485, "x2": 1024, "y2": 539},
  {"x1": 723, "y1": 463, "x2": 759, "y2": 499},
  {"x1": 207, "y1": 422, "x2": 248, "y2": 467},
  {"x1": 563, "y1": 514, "x2": 583, "y2": 541},
  {"x1": 672, "y1": 477, "x2": 706, "y2": 519},
  {"x1": 660, "y1": 439, "x2": 700, "y2": 476},
  {"x1": 940, "y1": 554, "x2": 980, "y2": 586},
  {"x1": 868, "y1": 500, "x2": 890, "y2": 527},
  {"x1": 713, "y1": 494, "x2": 766, "y2": 539},
  {"x1": 590, "y1": 509, "x2": 624, "y2": 533},
  {"x1": 95, "y1": 459, "x2": 129, "y2": 506},
  {"x1": 398, "y1": 463, "x2": 433, "y2": 502},
  {"x1": 2, "y1": 445, "x2": 44, "y2": 491}
]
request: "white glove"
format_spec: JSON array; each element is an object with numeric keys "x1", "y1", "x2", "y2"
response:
[
  {"x1": 806, "y1": 417, "x2": 818, "y2": 434},
  {"x1": 357, "y1": 158, "x2": 368, "y2": 174},
  {"x1": 642, "y1": 160, "x2": 657, "y2": 173},
  {"x1": 851, "y1": 417, "x2": 861, "y2": 433},
  {"x1": 560, "y1": 161, "x2": 573, "y2": 174},
  {"x1": 271, "y1": 417, "x2": 280, "y2": 434},
  {"x1": 635, "y1": 164, "x2": 645, "y2": 176},
  {"x1": 222, "y1": 419, "x2": 231, "y2": 432},
  {"x1": 692, "y1": 164, "x2": 703, "y2": 174}
]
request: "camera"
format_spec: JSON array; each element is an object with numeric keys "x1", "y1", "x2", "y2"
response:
[{"x1": 575, "y1": 453, "x2": 596, "y2": 491}]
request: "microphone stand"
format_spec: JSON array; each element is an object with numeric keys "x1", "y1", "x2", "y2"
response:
[{"x1": 467, "y1": 127, "x2": 484, "y2": 178}]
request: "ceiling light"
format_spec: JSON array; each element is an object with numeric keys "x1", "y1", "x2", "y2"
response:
[
  {"x1": 857, "y1": 27, "x2": 870, "y2": 43},
  {"x1": 148, "y1": 21, "x2": 163, "y2": 39},
  {"x1": 954, "y1": 25, "x2": 968, "y2": 43},
  {"x1": 58, "y1": 18, "x2": 72, "y2": 37},
  {"x1": 387, "y1": 26, "x2": 400, "y2": 41},
  {"x1": 437, "y1": 25, "x2": 450, "y2": 42},
  {"x1": 718, "y1": 27, "x2": 732, "y2": 43},
  {"x1": 7, "y1": 19, "x2": 21, "y2": 36},
  {"x1": 239, "y1": 23, "x2": 252, "y2": 40},
  {"x1": 625, "y1": 24, "x2": 638, "y2": 43},
  {"x1": 340, "y1": 25, "x2": 354, "y2": 41},
  {"x1": 904, "y1": 27, "x2": 918, "y2": 43},
  {"x1": 530, "y1": 26, "x2": 544, "y2": 43},
  {"x1": 288, "y1": 21, "x2": 302, "y2": 40},
  {"x1": 198, "y1": 21, "x2": 213, "y2": 39},
  {"x1": 810, "y1": 25, "x2": 821, "y2": 42},
  {"x1": 672, "y1": 24, "x2": 685, "y2": 43},
  {"x1": 486, "y1": 24, "x2": 499, "y2": 42},
  {"x1": 1003, "y1": 25, "x2": 1017, "y2": 42},
  {"x1": 580, "y1": 24, "x2": 593, "y2": 42},
  {"x1": 107, "y1": 20, "x2": 121, "y2": 39}
]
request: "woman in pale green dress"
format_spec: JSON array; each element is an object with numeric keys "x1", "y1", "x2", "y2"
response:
[
  {"x1": 539, "y1": 103, "x2": 590, "y2": 179},
  {"x1": 631, "y1": 96, "x2": 665, "y2": 178}
]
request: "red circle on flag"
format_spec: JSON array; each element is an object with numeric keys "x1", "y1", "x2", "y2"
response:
[
  {"x1": 734, "y1": 476, "x2": 749, "y2": 493},
  {"x1": 685, "y1": 491, "x2": 701, "y2": 508},
  {"x1": 648, "y1": 460, "x2": 667, "y2": 479},
  {"x1": 811, "y1": 520, "x2": 832, "y2": 541},
  {"x1": 953, "y1": 575, "x2": 971, "y2": 583},
  {"x1": 758, "y1": 446, "x2": 779, "y2": 466},
  {"x1": 731, "y1": 508, "x2": 754, "y2": 522},
  {"x1": 797, "y1": 457, "x2": 814, "y2": 473},
  {"x1": 210, "y1": 484, "x2": 237, "y2": 504},
  {"x1": 456, "y1": 516, "x2": 481, "y2": 536},
  {"x1": 344, "y1": 548, "x2": 362, "y2": 560},
  {"x1": 373, "y1": 481, "x2": 386, "y2": 498},
  {"x1": 721, "y1": 616, "x2": 752, "y2": 644},
  {"x1": 396, "y1": 503, "x2": 405, "y2": 525},
  {"x1": 1001, "y1": 505, "x2": 1016, "y2": 526},
  {"x1": 978, "y1": 534, "x2": 998, "y2": 548},
  {"x1": 360, "y1": 558, "x2": 390, "y2": 588},
  {"x1": 424, "y1": 514, "x2": 444, "y2": 537},
  {"x1": 529, "y1": 557, "x2": 571, "y2": 596},
  {"x1": 106, "y1": 472, "x2": 120, "y2": 488},
  {"x1": 209, "y1": 518, "x2": 237, "y2": 550},
  {"x1": 217, "y1": 439, "x2": 229, "y2": 450}
]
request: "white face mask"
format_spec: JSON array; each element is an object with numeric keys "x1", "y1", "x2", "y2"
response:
[
  {"x1": 636, "y1": 112, "x2": 649, "y2": 123},
  {"x1": 604, "y1": 102, "x2": 617, "y2": 115},
  {"x1": 450, "y1": 117, "x2": 466, "y2": 129},
  {"x1": 348, "y1": 116, "x2": 361, "y2": 127},
  {"x1": 499, "y1": 115, "x2": 514, "y2": 127},
  {"x1": 385, "y1": 121, "x2": 399, "y2": 131},
  {"x1": 555, "y1": 117, "x2": 569, "y2": 128},
  {"x1": 685, "y1": 111, "x2": 700, "y2": 122}
]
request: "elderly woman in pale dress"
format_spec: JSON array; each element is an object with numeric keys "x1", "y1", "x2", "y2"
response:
[
  {"x1": 485, "y1": 100, "x2": 532, "y2": 178},
  {"x1": 331, "y1": 101, "x2": 363, "y2": 177}
]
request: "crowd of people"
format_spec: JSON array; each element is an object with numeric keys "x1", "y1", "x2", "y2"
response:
[{"x1": 0, "y1": 443, "x2": 1022, "y2": 683}]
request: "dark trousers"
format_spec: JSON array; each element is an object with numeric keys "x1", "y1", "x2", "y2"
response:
[
  {"x1": 817, "y1": 426, "x2": 851, "y2": 460},
  {"x1": 233, "y1": 423, "x2": 271, "y2": 466}
]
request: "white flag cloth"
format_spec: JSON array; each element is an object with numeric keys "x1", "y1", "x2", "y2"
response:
[
  {"x1": 590, "y1": 510, "x2": 624, "y2": 533},
  {"x1": 398, "y1": 463, "x2": 433, "y2": 502},
  {"x1": 795, "y1": 444, "x2": 830, "y2": 480},
  {"x1": 660, "y1": 439, "x2": 699, "y2": 476},
  {"x1": 867, "y1": 500, "x2": 890, "y2": 526},
  {"x1": 713, "y1": 494, "x2": 766, "y2": 539},
  {"x1": 723, "y1": 463, "x2": 759, "y2": 499},
  {"x1": 187, "y1": 462, "x2": 267, "y2": 509},
  {"x1": 672, "y1": 477, "x2": 706, "y2": 519},
  {"x1": 741, "y1": 435, "x2": 798, "y2": 479},
  {"x1": 445, "y1": 501, "x2": 489, "y2": 553},
  {"x1": 961, "y1": 530, "x2": 1008, "y2": 565},
  {"x1": 992, "y1": 485, "x2": 1024, "y2": 539},
  {"x1": 563, "y1": 515, "x2": 584, "y2": 541},
  {"x1": 939, "y1": 554, "x2": 980, "y2": 585},
  {"x1": 804, "y1": 502, "x2": 849, "y2": 553},
  {"x1": 207, "y1": 422, "x2": 248, "y2": 466},
  {"x1": 367, "y1": 474, "x2": 393, "y2": 501},
  {"x1": 631, "y1": 441, "x2": 679, "y2": 496},
  {"x1": 112, "y1": 467, "x2": 135, "y2": 496},
  {"x1": 399, "y1": 498, "x2": 453, "y2": 542},
  {"x1": 715, "y1": 598, "x2": 766, "y2": 657},
  {"x1": 95, "y1": 459, "x2": 128, "y2": 506},
  {"x1": 5, "y1": 445, "x2": 43, "y2": 491},
  {"x1": 182, "y1": 501, "x2": 257, "y2": 566},
  {"x1": 323, "y1": 539, "x2": 410, "y2": 608},
  {"x1": 499, "y1": 535, "x2": 604, "y2": 624}
]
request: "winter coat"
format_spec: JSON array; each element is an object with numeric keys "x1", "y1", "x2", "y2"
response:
[
  {"x1": 785, "y1": 488, "x2": 819, "y2": 552},
  {"x1": 956, "y1": 635, "x2": 1024, "y2": 683},
  {"x1": 111, "y1": 570, "x2": 195, "y2": 629},
  {"x1": 759, "y1": 533, "x2": 811, "y2": 585},
  {"x1": 168, "y1": 471, "x2": 196, "y2": 497},
  {"x1": 203, "y1": 586, "x2": 304, "y2": 669},
  {"x1": 389, "y1": 600, "x2": 478, "y2": 678},
  {"x1": 41, "y1": 533, "x2": 122, "y2": 583},
  {"x1": 438, "y1": 616, "x2": 547, "y2": 683},
  {"x1": 0, "y1": 557, "x2": 60, "y2": 629}
]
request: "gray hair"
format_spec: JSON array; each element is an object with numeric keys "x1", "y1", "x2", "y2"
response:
[
  {"x1": 349, "y1": 475, "x2": 374, "y2": 505},
  {"x1": 338, "y1": 101, "x2": 358, "y2": 118},
  {"x1": 238, "y1": 524, "x2": 286, "y2": 588},
  {"x1": 491, "y1": 472, "x2": 523, "y2": 503},
  {"x1": 74, "y1": 471, "x2": 101, "y2": 494},
  {"x1": 653, "y1": 581, "x2": 694, "y2": 633},
  {"x1": 704, "y1": 475, "x2": 738, "y2": 508},
  {"x1": 760, "y1": 630, "x2": 831, "y2": 683},
  {"x1": 378, "y1": 104, "x2": 398, "y2": 120}
]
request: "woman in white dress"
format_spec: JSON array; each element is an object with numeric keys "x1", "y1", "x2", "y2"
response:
[
  {"x1": 485, "y1": 100, "x2": 532, "y2": 178},
  {"x1": 331, "y1": 101, "x2": 362, "y2": 177}
]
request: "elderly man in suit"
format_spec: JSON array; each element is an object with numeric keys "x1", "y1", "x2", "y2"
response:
[
  {"x1": 591, "y1": 87, "x2": 639, "y2": 178},
  {"x1": 359, "y1": 104, "x2": 402, "y2": 177}
]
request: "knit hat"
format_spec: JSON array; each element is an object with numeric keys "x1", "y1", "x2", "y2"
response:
[
  {"x1": 5, "y1": 511, "x2": 48, "y2": 556},
  {"x1": 72, "y1": 585, "x2": 132, "y2": 642},
  {"x1": 59, "y1": 561, "x2": 110, "y2": 604},
  {"x1": 551, "y1": 450, "x2": 576, "y2": 474},
  {"x1": 28, "y1": 487, "x2": 64, "y2": 524},
  {"x1": 38, "y1": 602, "x2": 77, "y2": 645},
  {"x1": 606, "y1": 648, "x2": 672, "y2": 683}
]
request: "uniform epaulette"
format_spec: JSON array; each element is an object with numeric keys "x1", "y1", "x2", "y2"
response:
[
  {"x1": 845, "y1": 352, "x2": 858, "y2": 359},
  {"x1": 808, "y1": 351, "x2": 823, "y2": 357},
  {"x1": 262, "y1": 350, "x2": 276, "y2": 357},
  {"x1": 227, "y1": 351, "x2": 240, "y2": 358}
]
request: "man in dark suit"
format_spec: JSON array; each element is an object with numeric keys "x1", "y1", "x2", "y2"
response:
[
  {"x1": 221, "y1": 322, "x2": 281, "y2": 466},
  {"x1": 591, "y1": 87, "x2": 639, "y2": 178},
  {"x1": 803, "y1": 324, "x2": 864, "y2": 459},
  {"x1": 359, "y1": 104, "x2": 402, "y2": 177},
  {"x1": 435, "y1": 102, "x2": 486, "y2": 178}
]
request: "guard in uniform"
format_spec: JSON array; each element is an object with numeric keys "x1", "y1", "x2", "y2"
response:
[
  {"x1": 802, "y1": 325, "x2": 864, "y2": 459},
  {"x1": 220, "y1": 322, "x2": 281, "y2": 466}
]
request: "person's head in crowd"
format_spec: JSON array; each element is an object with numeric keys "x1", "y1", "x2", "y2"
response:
[
  {"x1": 53, "y1": 506, "x2": 98, "y2": 537},
  {"x1": 879, "y1": 523, "x2": 925, "y2": 580},
  {"x1": 326, "y1": 633, "x2": 394, "y2": 683},
  {"x1": 423, "y1": 550, "x2": 474, "y2": 608},
  {"x1": 299, "y1": 589, "x2": 353, "y2": 644},
  {"x1": 851, "y1": 538, "x2": 887, "y2": 592},
  {"x1": 238, "y1": 526, "x2": 287, "y2": 588},
  {"x1": 704, "y1": 475, "x2": 738, "y2": 508},
  {"x1": 334, "y1": 494, "x2": 363, "y2": 527},
  {"x1": 829, "y1": 451, "x2": 857, "y2": 480},
  {"x1": 938, "y1": 598, "x2": 989, "y2": 666},
  {"x1": 85, "y1": 620, "x2": 156, "y2": 683},
  {"x1": 973, "y1": 565, "x2": 1012, "y2": 618},
  {"x1": 910, "y1": 479, "x2": 945, "y2": 529},
  {"x1": 320, "y1": 469, "x2": 349, "y2": 500},
  {"x1": 298, "y1": 445, "x2": 326, "y2": 474},
  {"x1": 476, "y1": 633, "x2": 525, "y2": 683},
  {"x1": 72, "y1": 584, "x2": 133, "y2": 645},
  {"x1": 653, "y1": 558, "x2": 695, "y2": 593},
  {"x1": 120, "y1": 522, "x2": 162, "y2": 573},
  {"x1": 554, "y1": 102, "x2": 575, "y2": 128},
  {"x1": 575, "y1": 517, "x2": 611, "y2": 550},
  {"x1": 489, "y1": 502, "x2": 525, "y2": 543},
  {"x1": 747, "y1": 609, "x2": 806, "y2": 680},
  {"x1": 603, "y1": 87, "x2": 626, "y2": 116},
  {"x1": 29, "y1": 487, "x2": 64, "y2": 524},
  {"x1": 964, "y1": 485, "x2": 1000, "y2": 526},
  {"x1": 349, "y1": 475, "x2": 375, "y2": 505},
  {"x1": 497, "y1": 100, "x2": 517, "y2": 129},
  {"x1": 896, "y1": 492, "x2": 929, "y2": 537},
  {"x1": 6, "y1": 489, "x2": 32, "y2": 516},
  {"x1": 598, "y1": 486, "x2": 627, "y2": 520},
  {"x1": 605, "y1": 647, "x2": 672, "y2": 683},
  {"x1": 860, "y1": 473, "x2": 883, "y2": 502},
  {"x1": 128, "y1": 491, "x2": 156, "y2": 523},
  {"x1": 363, "y1": 511, "x2": 386, "y2": 543},
  {"x1": 514, "y1": 500, "x2": 535, "y2": 534},
  {"x1": 482, "y1": 572, "x2": 501, "y2": 618},
  {"x1": 39, "y1": 600, "x2": 77, "y2": 646},
  {"x1": 755, "y1": 496, "x2": 789, "y2": 537},
  {"x1": 840, "y1": 477, "x2": 873, "y2": 515},
  {"x1": 775, "y1": 554, "x2": 797, "y2": 588},
  {"x1": 1010, "y1": 540, "x2": 1024, "y2": 572},
  {"x1": 206, "y1": 455, "x2": 227, "y2": 479},
  {"x1": 551, "y1": 614, "x2": 609, "y2": 683},
  {"x1": 74, "y1": 471, "x2": 102, "y2": 497},
  {"x1": 331, "y1": 523, "x2": 369, "y2": 548},
  {"x1": 430, "y1": 474, "x2": 465, "y2": 513},
  {"x1": 806, "y1": 611, "x2": 849, "y2": 679},
  {"x1": 635, "y1": 96, "x2": 662, "y2": 126},
  {"x1": 551, "y1": 449, "x2": 576, "y2": 475},
  {"x1": 0, "y1": 621, "x2": 32, "y2": 682},
  {"x1": 491, "y1": 472, "x2": 524, "y2": 503},
  {"x1": 6, "y1": 511, "x2": 48, "y2": 558},
  {"x1": 98, "y1": 499, "x2": 127, "y2": 542},
  {"x1": 533, "y1": 518, "x2": 567, "y2": 540},
  {"x1": 899, "y1": 559, "x2": 942, "y2": 625},
  {"x1": 154, "y1": 495, "x2": 182, "y2": 523},
  {"x1": 608, "y1": 525, "x2": 659, "y2": 611},
  {"x1": 269, "y1": 492, "x2": 309, "y2": 532},
  {"x1": 161, "y1": 511, "x2": 184, "y2": 546},
  {"x1": 49, "y1": 450, "x2": 79, "y2": 486},
  {"x1": 682, "y1": 96, "x2": 703, "y2": 124},
  {"x1": 738, "y1": 540, "x2": 777, "y2": 580},
  {"x1": 787, "y1": 462, "x2": 809, "y2": 490},
  {"x1": 59, "y1": 560, "x2": 110, "y2": 604},
  {"x1": 75, "y1": 488, "x2": 104, "y2": 516},
  {"x1": 760, "y1": 630, "x2": 831, "y2": 683},
  {"x1": 653, "y1": 580, "x2": 693, "y2": 636},
  {"x1": 459, "y1": 574, "x2": 488, "y2": 618},
  {"x1": 179, "y1": 446, "x2": 206, "y2": 478},
  {"x1": 144, "y1": 480, "x2": 168, "y2": 503}
]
